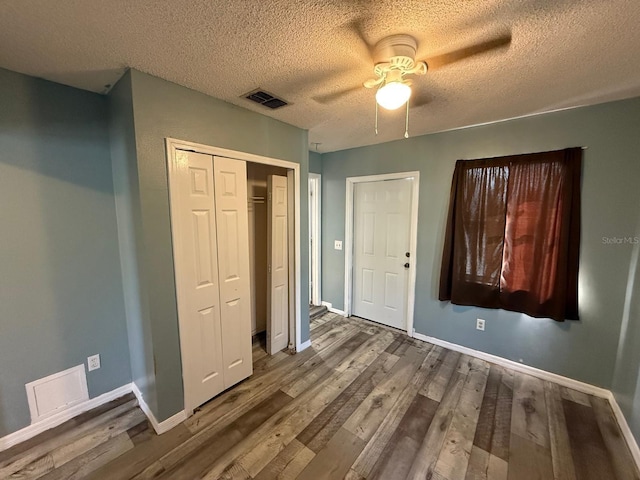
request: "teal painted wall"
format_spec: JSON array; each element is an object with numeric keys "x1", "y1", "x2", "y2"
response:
[
  {"x1": 108, "y1": 71, "x2": 158, "y2": 414},
  {"x1": 320, "y1": 97, "x2": 640, "y2": 393},
  {"x1": 123, "y1": 70, "x2": 310, "y2": 421},
  {"x1": 309, "y1": 151, "x2": 322, "y2": 174},
  {"x1": 0, "y1": 68, "x2": 131, "y2": 437},
  {"x1": 612, "y1": 212, "x2": 640, "y2": 441}
]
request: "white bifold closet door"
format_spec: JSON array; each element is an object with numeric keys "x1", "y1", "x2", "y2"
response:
[
  {"x1": 173, "y1": 150, "x2": 252, "y2": 412},
  {"x1": 212, "y1": 156, "x2": 253, "y2": 387},
  {"x1": 267, "y1": 175, "x2": 289, "y2": 354}
]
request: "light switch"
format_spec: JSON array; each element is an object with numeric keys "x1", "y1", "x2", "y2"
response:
[{"x1": 334, "y1": 240, "x2": 343, "y2": 250}]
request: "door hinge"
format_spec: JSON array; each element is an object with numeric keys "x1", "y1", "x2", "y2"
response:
[
  {"x1": 268, "y1": 264, "x2": 271, "y2": 274},
  {"x1": 268, "y1": 192, "x2": 272, "y2": 202}
]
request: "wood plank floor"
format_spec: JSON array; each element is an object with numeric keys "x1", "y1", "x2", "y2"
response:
[{"x1": 2, "y1": 313, "x2": 638, "y2": 479}]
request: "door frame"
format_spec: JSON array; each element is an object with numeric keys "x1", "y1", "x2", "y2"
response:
[
  {"x1": 309, "y1": 173, "x2": 322, "y2": 306},
  {"x1": 166, "y1": 138, "x2": 304, "y2": 412},
  {"x1": 344, "y1": 171, "x2": 420, "y2": 337}
]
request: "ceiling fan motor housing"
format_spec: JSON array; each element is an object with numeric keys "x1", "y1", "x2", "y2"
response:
[
  {"x1": 373, "y1": 34, "x2": 418, "y2": 67},
  {"x1": 371, "y1": 34, "x2": 428, "y2": 79},
  {"x1": 364, "y1": 34, "x2": 428, "y2": 88}
]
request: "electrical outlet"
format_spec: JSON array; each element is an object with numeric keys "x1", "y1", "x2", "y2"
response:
[
  {"x1": 88, "y1": 354, "x2": 101, "y2": 372},
  {"x1": 334, "y1": 240, "x2": 343, "y2": 250},
  {"x1": 476, "y1": 318, "x2": 485, "y2": 331}
]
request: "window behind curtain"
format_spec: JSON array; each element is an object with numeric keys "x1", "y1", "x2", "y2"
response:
[{"x1": 439, "y1": 148, "x2": 581, "y2": 321}]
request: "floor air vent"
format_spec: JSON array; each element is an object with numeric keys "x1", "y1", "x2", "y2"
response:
[{"x1": 243, "y1": 89, "x2": 289, "y2": 109}]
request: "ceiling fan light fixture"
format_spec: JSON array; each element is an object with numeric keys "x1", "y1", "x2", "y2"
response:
[{"x1": 375, "y1": 80, "x2": 412, "y2": 110}]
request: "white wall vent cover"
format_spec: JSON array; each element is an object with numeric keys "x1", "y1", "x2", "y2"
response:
[{"x1": 25, "y1": 364, "x2": 89, "y2": 423}]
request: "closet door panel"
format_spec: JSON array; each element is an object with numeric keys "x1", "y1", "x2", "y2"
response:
[
  {"x1": 174, "y1": 151, "x2": 224, "y2": 410},
  {"x1": 267, "y1": 174, "x2": 289, "y2": 354},
  {"x1": 213, "y1": 156, "x2": 253, "y2": 388}
]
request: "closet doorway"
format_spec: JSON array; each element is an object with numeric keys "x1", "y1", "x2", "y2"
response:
[
  {"x1": 166, "y1": 138, "x2": 302, "y2": 415},
  {"x1": 247, "y1": 163, "x2": 291, "y2": 355}
]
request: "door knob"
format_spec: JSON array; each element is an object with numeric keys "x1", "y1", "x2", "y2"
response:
[{"x1": 404, "y1": 263, "x2": 410, "y2": 269}]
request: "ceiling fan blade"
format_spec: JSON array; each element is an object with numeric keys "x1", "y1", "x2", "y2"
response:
[
  {"x1": 411, "y1": 92, "x2": 433, "y2": 108},
  {"x1": 312, "y1": 85, "x2": 362, "y2": 104},
  {"x1": 423, "y1": 34, "x2": 512, "y2": 70},
  {"x1": 279, "y1": 66, "x2": 354, "y2": 95},
  {"x1": 342, "y1": 16, "x2": 374, "y2": 62},
  {"x1": 409, "y1": 83, "x2": 434, "y2": 108}
]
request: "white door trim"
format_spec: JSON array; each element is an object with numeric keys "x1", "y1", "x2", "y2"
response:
[
  {"x1": 165, "y1": 138, "x2": 304, "y2": 414},
  {"x1": 344, "y1": 171, "x2": 420, "y2": 337},
  {"x1": 287, "y1": 170, "x2": 296, "y2": 351},
  {"x1": 309, "y1": 173, "x2": 322, "y2": 306}
]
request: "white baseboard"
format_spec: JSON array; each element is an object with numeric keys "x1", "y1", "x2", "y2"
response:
[
  {"x1": 412, "y1": 331, "x2": 610, "y2": 397},
  {"x1": 0, "y1": 384, "x2": 133, "y2": 452},
  {"x1": 607, "y1": 391, "x2": 640, "y2": 469},
  {"x1": 296, "y1": 340, "x2": 312, "y2": 352},
  {"x1": 412, "y1": 330, "x2": 640, "y2": 472},
  {"x1": 131, "y1": 383, "x2": 186, "y2": 435},
  {"x1": 321, "y1": 301, "x2": 346, "y2": 316}
]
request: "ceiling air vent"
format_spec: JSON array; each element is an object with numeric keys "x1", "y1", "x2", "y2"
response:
[{"x1": 243, "y1": 89, "x2": 289, "y2": 109}]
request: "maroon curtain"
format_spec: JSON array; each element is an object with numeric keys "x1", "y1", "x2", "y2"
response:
[{"x1": 439, "y1": 148, "x2": 581, "y2": 321}]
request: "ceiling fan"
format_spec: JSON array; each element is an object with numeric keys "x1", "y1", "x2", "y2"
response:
[
  {"x1": 362, "y1": 34, "x2": 428, "y2": 111},
  {"x1": 328, "y1": 29, "x2": 511, "y2": 138},
  {"x1": 313, "y1": 27, "x2": 512, "y2": 137}
]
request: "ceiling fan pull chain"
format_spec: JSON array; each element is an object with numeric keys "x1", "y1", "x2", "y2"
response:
[
  {"x1": 404, "y1": 101, "x2": 410, "y2": 138},
  {"x1": 375, "y1": 102, "x2": 379, "y2": 135}
]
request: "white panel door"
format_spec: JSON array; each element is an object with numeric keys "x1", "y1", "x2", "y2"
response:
[
  {"x1": 267, "y1": 175, "x2": 289, "y2": 354},
  {"x1": 213, "y1": 156, "x2": 253, "y2": 388},
  {"x1": 353, "y1": 179, "x2": 412, "y2": 329},
  {"x1": 174, "y1": 151, "x2": 224, "y2": 409}
]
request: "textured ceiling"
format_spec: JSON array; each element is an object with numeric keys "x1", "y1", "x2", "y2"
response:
[{"x1": 2, "y1": 1, "x2": 640, "y2": 152}]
